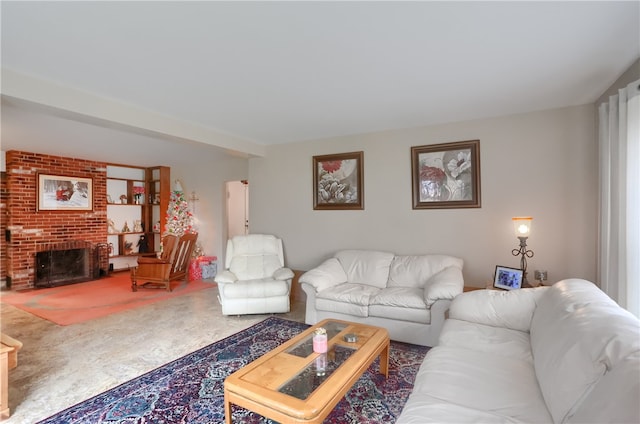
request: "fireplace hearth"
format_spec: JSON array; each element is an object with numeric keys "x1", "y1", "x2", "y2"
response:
[{"x1": 35, "y1": 242, "x2": 101, "y2": 288}]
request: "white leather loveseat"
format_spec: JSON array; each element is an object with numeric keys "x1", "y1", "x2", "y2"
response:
[
  {"x1": 398, "y1": 279, "x2": 640, "y2": 423},
  {"x1": 215, "y1": 234, "x2": 294, "y2": 315},
  {"x1": 299, "y1": 250, "x2": 464, "y2": 346}
]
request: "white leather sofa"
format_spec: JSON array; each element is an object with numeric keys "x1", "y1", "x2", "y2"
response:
[
  {"x1": 215, "y1": 234, "x2": 294, "y2": 315},
  {"x1": 397, "y1": 279, "x2": 640, "y2": 424},
  {"x1": 299, "y1": 250, "x2": 464, "y2": 346}
]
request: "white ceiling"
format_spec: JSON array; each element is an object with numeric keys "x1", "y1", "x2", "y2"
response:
[{"x1": 1, "y1": 1, "x2": 639, "y2": 161}]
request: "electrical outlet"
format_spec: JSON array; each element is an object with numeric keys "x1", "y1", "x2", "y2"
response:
[{"x1": 534, "y1": 270, "x2": 548, "y2": 282}]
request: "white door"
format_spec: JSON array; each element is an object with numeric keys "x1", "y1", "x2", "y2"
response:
[{"x1": 226, "y1": 180, "x2": 249, "y2": 239}]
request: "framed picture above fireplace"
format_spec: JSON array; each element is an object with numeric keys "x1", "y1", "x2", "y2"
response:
[{"x1": 38, "y1": 174, "x2": 93, "y2": 211}]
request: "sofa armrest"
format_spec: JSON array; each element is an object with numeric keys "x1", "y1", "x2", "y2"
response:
[
  {"x1": 273, "y1": 267, "x2": 294, "y2": 281},
  {"x1": 215, "y1": 270, "x2": 238, "y2": 284},
  {"x1": 299, "y1": 258, "x2": 348, "y2": 292},
  {"x1": 424, "y1": 266, "x2": 464, "y2": 307},
  {"x1": 449, "y1": 286, "x2": 549, "y2": 332}
]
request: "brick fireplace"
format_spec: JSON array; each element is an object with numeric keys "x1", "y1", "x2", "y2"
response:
[{"x1": 2, "y1": 151, "x2": 109, "y2": 290}]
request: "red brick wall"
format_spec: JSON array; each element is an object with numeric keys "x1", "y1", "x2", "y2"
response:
[
  {"x1": 4, "y1": 151, "x2": 108, "y2": 290},
  {"x1": 1, "y1": 172, "x2": 7, "y2": 286}
]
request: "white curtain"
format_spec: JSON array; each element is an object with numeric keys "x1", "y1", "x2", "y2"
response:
[{"x1": 598, "y1": 79, "x2": 640, "y2": 317}]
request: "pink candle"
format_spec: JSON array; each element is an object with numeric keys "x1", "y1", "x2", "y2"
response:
[{"x1": 313, "y1": 334, "x2": 328, "y2": 353}]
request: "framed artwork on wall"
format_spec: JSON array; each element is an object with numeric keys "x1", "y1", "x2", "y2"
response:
[
  {"x1": 313, "y1": 151, "x2": 364, "y2": 210},
  {"x1": 37, "y1": 174, "x2": 93, "y2": 211},
  {"x1": 411, "y1": 139, "x2": 481, "y2": 209}
]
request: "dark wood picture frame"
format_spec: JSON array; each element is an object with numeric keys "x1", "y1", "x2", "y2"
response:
[
  {"x1": 493, "y1": 265, "x2": 524, "y2": 290},
  {"x1": 411, "y1": 140, "x2": 481, "y2": 209},
  {"x1": 37, "y1": 173, "x2": 93, "y2": 211},
  {"x1": 313, "y1": 151, "x2": 364, "y2": 210}
]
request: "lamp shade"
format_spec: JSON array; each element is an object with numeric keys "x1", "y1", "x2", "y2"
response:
[{"x1": 512, "y1": 216, "x2": 532, "y2": 237}]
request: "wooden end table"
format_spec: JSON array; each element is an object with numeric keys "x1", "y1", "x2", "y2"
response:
[
  {"x1": 224, "y1": 319, "x2": 390, "y2": 423},
  {"x1": 1, "y1": 334, "x2": 22, "y2": 419}
]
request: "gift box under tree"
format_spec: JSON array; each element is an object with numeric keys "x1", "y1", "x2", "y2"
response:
[{"x1": 189, "y1": 256, "x2": 217, "y2": 281}]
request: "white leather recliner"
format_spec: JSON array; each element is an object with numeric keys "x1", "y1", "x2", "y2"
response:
[{"x1": 215, "y1": 234, "x2": 294, "y2": 315}]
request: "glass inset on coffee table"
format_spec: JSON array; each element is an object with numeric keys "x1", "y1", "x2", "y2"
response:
[{"x1": 280, "y1": 344, "x2": 356, "y2": 400}]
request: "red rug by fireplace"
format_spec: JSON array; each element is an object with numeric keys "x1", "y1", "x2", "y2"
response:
[{"x1": 0, "y1": 272, "x2": 216, "y2": 326}]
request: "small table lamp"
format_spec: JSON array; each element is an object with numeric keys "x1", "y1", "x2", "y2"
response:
[{"x1": 511, "y1": 217, "x2": 534, "y2": 285}]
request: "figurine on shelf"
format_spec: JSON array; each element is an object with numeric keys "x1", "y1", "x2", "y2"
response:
[
  {"x1": 123, "y1": 241, "x2": 133, "y2": 255},
  {"x1": 137, "y1": 235, "x2": 149, "y2": 254},
  {"x1": 107, "y1": 219, "x2": 118, "y2": 234},
  {"x1": 122, "y1": 221, "x2": 130, "y2": 233},
  {"x1": 133, "y1": 220, "x2": 143, "y2": 233},
  {"x1": 120, "y1": 194, "x2": 128, "y2": 204}
]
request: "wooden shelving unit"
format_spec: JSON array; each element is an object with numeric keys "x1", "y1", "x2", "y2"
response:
[
  {"x1": 106, "y1": 165, "x2": 170, "y2": 271},
  {"x1": 146, "y1": 166, "x2": 170, "y2": 254}
]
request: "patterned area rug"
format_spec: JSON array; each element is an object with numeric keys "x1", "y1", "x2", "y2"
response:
[{"x1": 38, "y1": 317, "x2": 429, "y2": 423}]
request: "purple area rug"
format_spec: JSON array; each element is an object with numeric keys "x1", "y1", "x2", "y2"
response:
[{"x1": 38, "y1": 317, "x2": 429, "y2": 423}]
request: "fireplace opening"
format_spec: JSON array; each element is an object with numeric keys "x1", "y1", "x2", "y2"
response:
[{"x1": 35, "y1": 247, "x2": 95, "y2": 288}]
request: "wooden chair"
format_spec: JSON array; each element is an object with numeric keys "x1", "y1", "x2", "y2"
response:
[{"x1": 130, "y1": 233, "x2": 198, "y2": 292}]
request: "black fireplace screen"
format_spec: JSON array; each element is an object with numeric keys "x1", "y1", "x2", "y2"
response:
[{"x1": 35, "y1": 247, "x2": 93, "y2": 288}]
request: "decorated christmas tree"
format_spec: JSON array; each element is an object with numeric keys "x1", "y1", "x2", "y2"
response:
[{"x1": 164, "y1": 183, "x2": 196, "y2": 237}]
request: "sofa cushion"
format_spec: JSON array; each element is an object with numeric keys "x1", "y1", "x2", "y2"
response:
[
  {"x1": 316, "y1": 283, "x2": 380, "y2": 306},
  {"x1": 402, "y1": 346, "x2": 552, "y2": 423},
  {"x1": 368, "y1": 288, "x2": 431, "y2": 322},
  {"x1": 398, "y1": 394, "x2": 526, "y2": 423},
  {"x1": 335, "y1": 250, "x2": 394, "y2": 288},
  {"x1": 388, "y1": 255, "x2": 463, "y2": 288},
  {"x1": 370, "y1": 287, "x2": 426, "y2": 309},
  {"x1": 530, "y1": 279, "x2": 640, "y2": 424},
  {"x1": 315, "y1": 283, "x2": 381, "y2": 317},
  {"x1": 221, "y1": 279, "x2": 290, "y2": 299},
  {"x1": 438, "y1": 319, "x2": 533, "y2": 363}
]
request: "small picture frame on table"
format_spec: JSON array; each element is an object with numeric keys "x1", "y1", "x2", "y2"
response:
[{"x1": 493, "y1": 265, "x2": 523, "y2": 290}]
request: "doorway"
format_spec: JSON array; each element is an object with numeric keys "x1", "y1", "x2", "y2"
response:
[{"x1": 226, "y1": 180, "x2": 249, "y2": 240}]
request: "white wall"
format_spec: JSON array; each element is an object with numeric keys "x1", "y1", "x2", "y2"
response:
[{"x1": 248, "y1": 105, "x2": 597, "y2": 287}]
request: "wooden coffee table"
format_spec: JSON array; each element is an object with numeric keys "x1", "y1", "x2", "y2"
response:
[{"x1": 224, "y1": 319, "x2": 390, "y2": 423}]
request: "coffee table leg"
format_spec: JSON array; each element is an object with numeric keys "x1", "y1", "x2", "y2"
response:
[
  {"x1": 224, "y1": 392, "x2": 232, "y2": 424},
  {"x1": 380, "y1": 342, "x2": 390, "y2": 377}
]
